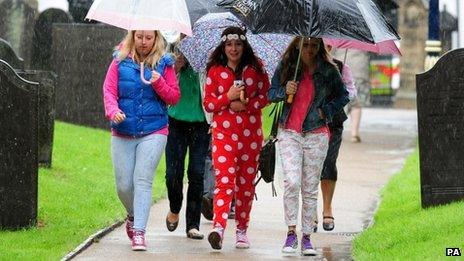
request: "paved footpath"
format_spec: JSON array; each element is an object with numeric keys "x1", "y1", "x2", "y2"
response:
[{"x1": 75, "y1": 108, "x2": 417, "y2": 260}]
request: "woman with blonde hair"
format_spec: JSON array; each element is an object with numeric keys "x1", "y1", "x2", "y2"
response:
[
  {"x1": 103, "y1": 30, "x2": 180, "y2": 251},
  {"x1": 268, "y1": 37, "x2": 349, "y2": 256}
]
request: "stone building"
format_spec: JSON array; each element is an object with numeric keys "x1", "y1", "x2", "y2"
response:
[
  {"x1": 397, "y1": 0, "x2": 428, "y2": 91},
  {"x1": 397, "y1": 1, "x2": 457, "y2": 93}
]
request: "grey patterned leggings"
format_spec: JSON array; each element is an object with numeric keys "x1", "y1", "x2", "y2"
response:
[{"x1": 278, "y1": 129, "x2": 329, "y2": 234}]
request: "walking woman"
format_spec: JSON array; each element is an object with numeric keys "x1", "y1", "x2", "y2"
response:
[
  {"x1": 268, "y1": 37, "x2": 349, "y2": 256},
  {"x1": 165, "y1": 46, "x2": 210, "y2": 240},
  {"x1": 103, "y1": 30, "x2": 180, "y2": 251},
  {"x1": 203, "y1": 26, "x2": 270, "y2": 250}
]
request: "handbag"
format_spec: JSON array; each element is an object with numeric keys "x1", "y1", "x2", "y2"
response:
[{"x1": 255, "y1": 102, "x2": 283, "y2": 197}]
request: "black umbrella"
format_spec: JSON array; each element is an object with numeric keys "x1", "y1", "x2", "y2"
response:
[
  {"x1": 186, "y1": 0, "x2": 226, "y2": 26},
  {"x1": 218, "y1": 0, "x2": 400, "y2": 103},
  {"x1": 217, "y1": 0, "x2": 400, "y2": 44}
]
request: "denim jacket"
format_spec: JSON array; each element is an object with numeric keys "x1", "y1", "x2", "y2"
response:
[{"x1": 267, "y1": 60, "x2": 349, "y2": 133}]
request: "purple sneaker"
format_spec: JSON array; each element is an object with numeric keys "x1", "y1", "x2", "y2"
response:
[
  {"x1": 301, "y1": 234, "x2": 317, "y2": 256},
  {"x1": 282, "y1": 230, "x2": 298, "y2": 253}
]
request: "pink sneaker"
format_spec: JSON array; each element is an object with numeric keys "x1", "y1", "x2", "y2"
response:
[
  {"x1": 207, "y1": 227, "x2": 224, "y2": 250},
  {"x1": 125, "y1": 216, "x2": 134, "y2": 240},
  {"x1": 236, "y1": 229, "x2": 250, "y2": 249},
  {"x1": 131, "y1": 231, "x2": 147, "y2": 251}
]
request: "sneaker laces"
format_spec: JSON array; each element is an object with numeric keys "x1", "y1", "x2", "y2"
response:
[
  {"x1": 236, "y1": 229, "x2": 248, "y2": 243},
  {"x1": 133, "y1": 231, "x2": 144, "y2": 244},
  {"x1": 301, "y1": 234, "x2": 312, "y2": 249},
  {"x1": 284, "y1": 231, "x2": 297, "y2": 247}
]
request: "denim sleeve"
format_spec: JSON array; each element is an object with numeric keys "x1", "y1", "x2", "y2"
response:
[
  {"x1": 321, "y1": 68, "x2": 350, "y2": 123},
  {"x1": 267, "y1": 63, "x2": 287, "y2": 103}
]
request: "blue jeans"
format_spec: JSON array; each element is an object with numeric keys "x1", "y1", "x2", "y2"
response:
[{"x1": 111, "y1": 134, "x2": 167, "y2": 232}]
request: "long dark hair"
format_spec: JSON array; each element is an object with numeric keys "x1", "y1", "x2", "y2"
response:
[
  {"x1": 206, "y1": 26, "x2": 264, "y2": 74},
  {"x1": 279, "y1": 37, "x2": 334, "y2": 85}
]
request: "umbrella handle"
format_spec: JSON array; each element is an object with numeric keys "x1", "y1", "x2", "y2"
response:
[
  {"x1": 287, "y1": 95, "x2": 294, "y2": 103},
  {"x1": 287, "y1": 37, "x2": 304, "y2": 104},
  {"x1": 140, "y1": 62, "x2": 152, "y2": 85}
]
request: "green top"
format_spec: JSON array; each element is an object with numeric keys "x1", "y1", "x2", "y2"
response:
[{"x1": 168, "y1": 66, "x2": 206, "y2": 122}]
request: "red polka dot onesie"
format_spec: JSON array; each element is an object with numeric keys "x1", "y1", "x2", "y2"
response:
[{"x1": 203, "y1": 64, "x2": 270, "y2": 230}]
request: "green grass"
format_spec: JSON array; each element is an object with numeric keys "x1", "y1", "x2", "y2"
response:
[
  {"x1": 0, "y1": 122, "x2": 167, "y2": 260},
  {"x1": 353, "y1": 149, "x2": 464, "y2": 260}
]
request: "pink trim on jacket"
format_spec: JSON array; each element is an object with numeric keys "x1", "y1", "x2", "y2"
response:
[{"x1": 103, "y1": 59, "x2": 180, "y2": 122}]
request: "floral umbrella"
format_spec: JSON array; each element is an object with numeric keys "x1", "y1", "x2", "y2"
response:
[{"x1": 178, "y1": 12, "x2": 291, "y2": 77}]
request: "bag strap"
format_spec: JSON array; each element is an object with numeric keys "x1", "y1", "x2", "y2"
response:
[{"x1": 269, "y1": 102, "x2": 283, "y2": 138}]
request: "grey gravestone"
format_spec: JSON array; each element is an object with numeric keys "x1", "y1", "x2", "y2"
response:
[
  {"x1": 68, "y1": 0, "x2": 95, "y2": 23},
  {"x1": 0, "y1": 38, "x2": 24, "y2": 69},
  {"x1": 416, "y1": 48, "x2": 464, "y2": 208},
  {"x1": 32, "y1": 8, "x2": 74, "y2": 71},
  {"x1": 52, "y1": 23, "x2": 125, "y2": 129},
  {"x1": 0, "y1": 59, "x2": 39, "y2": 229},
  {"x1": 0, "y1": 0, "x2": 38, "y2": 69},
  {"x1": 17, "y1": 70, "x2": 57, "y2": 168}
]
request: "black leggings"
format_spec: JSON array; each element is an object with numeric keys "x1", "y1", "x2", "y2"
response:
[{"x1": 320, "y1": 127, "x2": 343, "y2": 181}]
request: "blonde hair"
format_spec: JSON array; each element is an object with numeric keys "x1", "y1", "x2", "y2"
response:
[{"x1": 117, "y1": 30, "x2": 166, "y2": 68}]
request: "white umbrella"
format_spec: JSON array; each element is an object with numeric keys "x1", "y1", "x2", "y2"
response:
[{"x1": 85, "y1": 0, "x2": 192, "y2": 36}]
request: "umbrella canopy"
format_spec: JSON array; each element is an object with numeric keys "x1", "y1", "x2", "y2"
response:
[
  {"x1": 323, "y1": 38, "x2": 401, "y2": 55},
  {"x1": 178, "y1": 12, "x2": 291, "y2": 77},
  {"x1": 218, "y1": 0, "x2": 400, "y2": 44},
  {"x1": 85, "y1": 0, "x2": 192, "y2": 35},
  {"x1": 186, "y1": 0, "x2": 226, "y2": 26}
]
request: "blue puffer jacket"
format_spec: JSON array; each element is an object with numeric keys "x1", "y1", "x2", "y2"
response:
[
  {"x1": 268, "y1": 59, "x2": 349, "y2": 133},
  {"x1": 111, "y1": 54, "x2": 175, "y2": 137}
]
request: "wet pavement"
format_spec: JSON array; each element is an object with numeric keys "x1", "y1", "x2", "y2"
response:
[{"x1": 74, "y1": 107, "x2": 417, "y2": 260}]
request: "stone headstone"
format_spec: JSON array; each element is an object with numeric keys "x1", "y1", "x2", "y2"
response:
[
  {"x1": 0, "y1": 59, "x2": 39, "y2": 229},
  {"x1": 0, "y1": 0, "x2": 38, "y2": 69},
  {"x1": 416, "y1": 48, "x2": 464, "y2": 208},
  {"x1": 17, "y1": 70, "x2": 57, "y2": 168},
  {"x1": 31, "y1": 8, "x2": 74, "y2": 71},
  {"x1": 52, "y1": 23, "x2": 125, "y2": 129},
  {"x1": 0, "y1": 38, "x2": 24, "y2": 69},
  {"x1": 68, "y1": 0, "x2": 95, "y2": 23}
]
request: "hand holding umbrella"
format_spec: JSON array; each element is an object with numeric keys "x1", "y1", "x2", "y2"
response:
[
  {"x1": 286, "y1": 80, "x2": 298, "y2": 103},
  {"x1": 287, "y1": 38, "x2": 305, "y2": 103}
]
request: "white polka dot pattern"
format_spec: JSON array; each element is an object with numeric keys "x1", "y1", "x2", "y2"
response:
[
  {"x1": 245, "y1": 78, "x2": 253, "y2": 85},
  {"x1": 250, "y1": 142, "x2": 258, "y2": 150}
]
